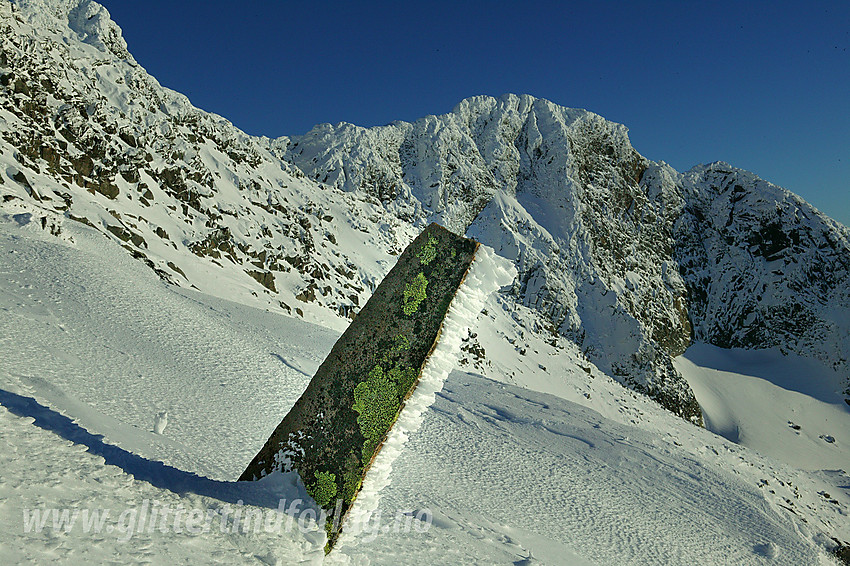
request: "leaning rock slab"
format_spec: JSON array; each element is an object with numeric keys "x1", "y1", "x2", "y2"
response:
[{"x1": 240, "y1": 223, "x2": 513, "y2": 551}]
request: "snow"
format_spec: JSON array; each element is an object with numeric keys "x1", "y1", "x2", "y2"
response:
[
  {"x1": 0, "y1": 393, "x2": 326, "y2": 565},
  {"x1": 6, "y1": 0, "x2": 850, "y2": 433},
  {"x1": 0, "y1": 207, "x2": 339, "y2": 481},
  {"x1": 2, "y1": 202, "x2": 848, "y2": 565},
  {"x1": 337, "y1": 371, "x2": 835, "y2": 565},
  {"x1": 2, "y1": 0, "x2": 422, "y2": 333},
  {"x1": 676, "y1": 343, "x2": 850, "y2": 472}
]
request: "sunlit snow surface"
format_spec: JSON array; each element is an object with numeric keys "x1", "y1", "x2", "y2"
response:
[
  {"x1": 0, "y1": 205, "x2": 336, "y2": 481},
  {"x1": 677, "y1": 344, "x2": 850, "y2": 472},
  {"x1": 1, "y1": 212, "x2": 847, "y2": 564}
]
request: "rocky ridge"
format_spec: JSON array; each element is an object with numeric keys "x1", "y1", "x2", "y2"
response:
[
  {"x1": 279, "y1": 94, "x2": 850, "y2": 415},
  {"x1": 0, "y1": 0, "x2": 421, "y2": 332}
]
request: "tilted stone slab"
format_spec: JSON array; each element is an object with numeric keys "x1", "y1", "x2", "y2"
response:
[{"x1": 240, "y1": 223, "x2": 483, "y2": 550}]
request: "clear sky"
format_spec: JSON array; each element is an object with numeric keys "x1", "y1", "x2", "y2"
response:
[{"x1": 101, "y1": 1, "x2": 849, "y2": 227}]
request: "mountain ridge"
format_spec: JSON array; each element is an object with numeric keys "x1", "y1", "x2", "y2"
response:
[{"x1": 1, "y1": 0, "x2": 848, "y2": 422}]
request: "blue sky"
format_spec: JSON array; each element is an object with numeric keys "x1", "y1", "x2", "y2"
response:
[{"x1": 102, "y1": 1, "x2": 849, "y2": 227}]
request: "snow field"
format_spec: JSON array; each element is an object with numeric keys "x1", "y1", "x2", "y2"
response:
[{"x1": 1, "y1": 206, "x2": 847, "y2": 564}]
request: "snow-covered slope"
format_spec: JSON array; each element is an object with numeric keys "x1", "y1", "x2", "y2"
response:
[
  {"x1": 676, "y1": 163, "x2": 850, "y2": 375},
  {"x1": 277, "y1": 96, "x2": 702, "y2": 420},
  {"x1": 2, "y1": 213, "x2": 847, "y2": 564},
  {"x1": 0, "y1": 205, "x2": 338, "y2": 481},
  {"x1": 338, "y1": 371, "x2": 847, "y2": 565},
  {"x1": 676, "y1": 343, "x2": 850, "y2": 472}
]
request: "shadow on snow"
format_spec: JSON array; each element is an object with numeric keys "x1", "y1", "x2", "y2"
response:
[{"x1": 0, "y1": 388, "x2": 302, "y2": 510}]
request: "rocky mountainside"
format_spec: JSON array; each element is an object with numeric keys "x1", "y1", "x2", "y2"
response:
[
  {"x1": 0, "y1": 0, "x2": 418, "y2": 332},
  {"x1": 2, "y1": 0, "x2": 848, "y2": 422},
  {"x1": 277, "y1": 95, "x2": 850, "y2": 416},
  {"x1": 675, "y1": 164, "x2": 850, "y2": 372}
]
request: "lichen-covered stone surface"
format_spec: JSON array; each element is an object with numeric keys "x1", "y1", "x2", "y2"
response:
[{"x1": 239, "y1": 223, "x2": 477, "y2": 549}]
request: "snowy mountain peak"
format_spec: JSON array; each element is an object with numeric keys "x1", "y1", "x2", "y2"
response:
[
  {"x1": 2, "y1": 0, "x2": 849, "y2": 426},
  {"x1": 11, "y1": 0, "x2": 132, "y2": 61}
]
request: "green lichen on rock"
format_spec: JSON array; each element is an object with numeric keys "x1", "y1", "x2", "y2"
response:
[
  {"x1": 306, "y1": 471, "x2": 338, "y2": 508},
  {"x1": 342, "y1": 469, "x2": 362, "y2": 503},
  {"x1": 379, "y1": 334, "x2": 411, "y2": 366},
  {"x1": 391, "y1": 333, "x2": 410, "y2": 353},
  {"x1": 387, "y1": 365, "x2": 418, "y2": 398},
  {"x1": 403, "y1": 272, "x2": 428, "y2": 315},
  {"x1": 417, "y1": 234, "x2": 438, "y2": 265},
  {"x1": 350, "y1": 332, "x2": 418, "y2": 461},
  {"x1": 324, "y1": 520, "x2": 335, "y2": 546},
  {"x1": 353, "y1": 366, "x2": 402, "y2": 459}
]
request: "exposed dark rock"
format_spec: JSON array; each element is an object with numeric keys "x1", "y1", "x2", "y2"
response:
[
  {"x1": 12, "y1": 170, "x2": 31, "y2": 190},
  {"x1": 106, "y1": 224, "x2": 145, "y2": 248},
  {"x1": 12, "y1": 76, "x2": 28, "y2": 95},
  {"x1": 167, "y1": 261, "x2": 187, "y2": 279},
  {"x1": 246, "y1": 269, "x2": 276, "y2": 293},
  {"x1": 2, "y1": 0, "x2": 848, "y2": 438},
  {"x1": 296, "y1": 282, "x2": 317, "y2": 303},
  {"x1": 70, "y1": 154, "x2": 94, "y2": 178},
  {"x1": 240, "y1": 224, "x2": 477, "y2": 552}
]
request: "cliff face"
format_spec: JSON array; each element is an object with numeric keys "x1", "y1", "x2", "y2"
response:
[{"x1": 2, "y1": 0, "x2": 848, "y2": 421}]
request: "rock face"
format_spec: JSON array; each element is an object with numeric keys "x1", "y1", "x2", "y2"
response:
[
  {"x1": 675, "y1": 163, "x2": 850, "y2": 374},
  {"x1": 2, "y1": 0, "x2": 849, "y2": 421},
  {"x1": 240, "y1": 224, "x2": 478, "y2": 550}
]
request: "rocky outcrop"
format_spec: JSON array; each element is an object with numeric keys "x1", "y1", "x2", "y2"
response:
[
  {"x1": 277, "y1": 93, "x2": 850, "y2": 415},
  {"x1": 240, "y1": 224, "x2": 479, "y2": 551},
  {"x1": 676, "y1": 163, "x2": 850, "y2": 380}
]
